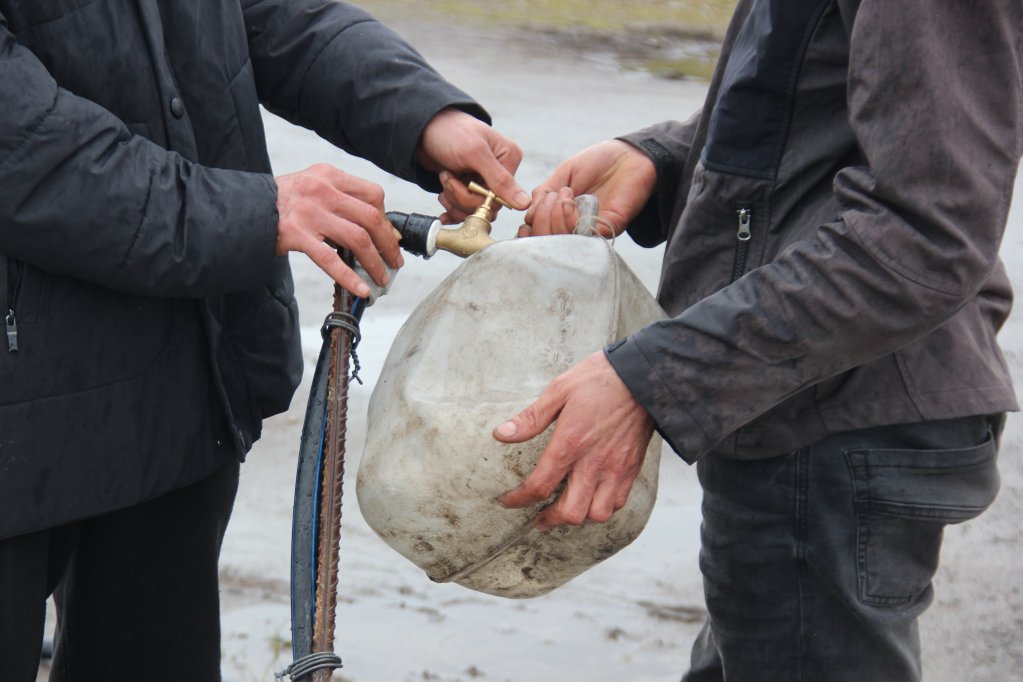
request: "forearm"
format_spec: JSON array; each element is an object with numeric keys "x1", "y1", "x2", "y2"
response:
[{"x1": 242, "y1": 0, "x2": 488, "y2": 190}]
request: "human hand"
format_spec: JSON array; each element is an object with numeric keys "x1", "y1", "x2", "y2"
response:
[
  {"x1": 416, "y1": 108, "x2": 529, "y2": 223},
  {"x1": 495, "y1": 351, "x2": 655, "y2": 530},
  {"x1": 522, "y1": 140, "x2": 656, "y2": 238},
  {"x1": 274, "y1": 163, "x2": 402, "y2": 297}
]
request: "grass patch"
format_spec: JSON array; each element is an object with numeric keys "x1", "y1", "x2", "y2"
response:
[
  {"x1": 635, "y1": 52, "x2": 720, "y2": 80},
  {"x1": 353, "y1": 0, "x2": 736, "y2": 40},
  {"x1": 352, "y1": 0, "x2": 736, "y2": 81}
]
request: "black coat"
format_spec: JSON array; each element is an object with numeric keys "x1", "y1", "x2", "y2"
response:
[{"x1": 0, "y1": 0, "x2": 484, "y2": 539}]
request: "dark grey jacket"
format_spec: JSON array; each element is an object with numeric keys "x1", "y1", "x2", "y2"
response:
[
  {"x1": 607, "y1": 0, "x2": 1022, "y2": 461},
  {"x1": 0, "y1": 0, "x2": 484, "y2": 538}
]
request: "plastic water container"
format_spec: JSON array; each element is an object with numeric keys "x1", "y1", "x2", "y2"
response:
[{"x1": 356, "y1": 234, "x2": 665, "y2": 598}]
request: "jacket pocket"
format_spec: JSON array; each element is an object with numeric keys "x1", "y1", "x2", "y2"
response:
[
  {"x1": 221, "y1": 257, "x2": 303, "y2": 424},
  {"x1": 844, "y1": 433, "x2": 999, "y2": 606}
]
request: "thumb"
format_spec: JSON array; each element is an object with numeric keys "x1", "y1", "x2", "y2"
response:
[
  {"x1": 481, "y1": 163, "x2": 530, "y2": 211},
  {"x1": 474, "y1": 133, "x2": 530, "y2": 211},
  {"x1": 493, "y1": 392, "x2": 561, "y2": 444}
]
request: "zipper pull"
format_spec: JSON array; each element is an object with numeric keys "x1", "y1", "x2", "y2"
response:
[
  {"x1": 736, "y1": 207, "x2": 752, "y2": 242},
  {"x1": 5, "y1": 309, "x2": 18, "y2": 353}
]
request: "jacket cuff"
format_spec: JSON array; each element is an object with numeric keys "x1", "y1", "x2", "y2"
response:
[
  {"x1": 615, "y1": 135, "x2": 677, "y2": 248},
  {"x1": 604, "y1": 335, "x2": 712, "y2": 463},
  {"x1": 253, "y1": 172, "x2": 283, "y2": 274}
]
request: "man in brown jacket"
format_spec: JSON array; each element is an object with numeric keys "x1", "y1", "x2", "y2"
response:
[{"x1": 491, "y1": 1, "x2": 1022, "y2": 679}]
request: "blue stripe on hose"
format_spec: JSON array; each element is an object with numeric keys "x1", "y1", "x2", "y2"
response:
[{"x1": 310, "y1": 408, "x2": 329, "y2": 628}]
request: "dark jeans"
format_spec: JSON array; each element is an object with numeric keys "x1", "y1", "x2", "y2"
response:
[
  {"x1": 682, "y1": 415, "x2": 1002, "y2": 682},
  {"x1": 0, "y1": 460, "x2": 239, "y2": 682}
]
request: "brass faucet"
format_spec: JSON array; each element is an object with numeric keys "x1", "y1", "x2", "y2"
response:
[{"x1": 434, "y1": 181, "x2": 508, "y2": 258}]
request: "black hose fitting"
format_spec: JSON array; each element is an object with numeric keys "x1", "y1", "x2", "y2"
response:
[{"x1": 387, "y1": 211, "x2": 439, "y2": 259}]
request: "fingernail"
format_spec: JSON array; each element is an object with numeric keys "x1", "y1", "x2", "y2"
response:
[
  {"x1": 356, "y1": 283, "x2": 371, "y2": 297},
  {"x1": 495, "y1": 421, "x2": 518, "y2": 439},
  {"x1": 514, "y1": 190, "x2": 531, "y2": 208},
  {"x1": 439, "y1": 170, "x2": 452, "y2": 184}
]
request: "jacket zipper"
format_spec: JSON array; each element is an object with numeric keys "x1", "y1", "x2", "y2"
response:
[
  {"x1": 730, "y1": 206, "x2": 753, "y2": 283},
  {"x1": 1, "y1": 256, "x2": 20, "y2": 353}
]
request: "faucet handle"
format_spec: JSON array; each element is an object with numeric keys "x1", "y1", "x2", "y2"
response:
[{"x1": 467, "y1": 181, "x2": 511, "y2": 211}]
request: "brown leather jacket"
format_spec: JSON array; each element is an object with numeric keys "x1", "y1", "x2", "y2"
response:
[{"x1": 607, "y1": 0, "x2": 1022, "y2": 460}]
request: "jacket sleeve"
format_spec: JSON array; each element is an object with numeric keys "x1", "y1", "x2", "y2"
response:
[
  {"x1": 0, "y1": 25, "x2": 280, "y2": 299},
  {"x1": 617, "y1": 112, "x2": 702, "y2": 247},
  {"x1": 605, "y1": 0, "x2": 1023, "y2": 461},
  {"x1": 241, "y1": 0, "x2": 489, "y2": 191}
]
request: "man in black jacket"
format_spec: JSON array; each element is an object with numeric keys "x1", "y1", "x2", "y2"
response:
[{"x1": 0, "y1": 2, "x2": 527, "y2": 680}]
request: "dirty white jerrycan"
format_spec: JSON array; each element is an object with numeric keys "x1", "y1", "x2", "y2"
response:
[{"x1": 356, "y1": 232, "x2": 666, "y2": 598}]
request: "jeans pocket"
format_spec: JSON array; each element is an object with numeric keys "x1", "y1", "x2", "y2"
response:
[{"x1": 845, "y1": 432, "x2": 1000, "y2": 606}]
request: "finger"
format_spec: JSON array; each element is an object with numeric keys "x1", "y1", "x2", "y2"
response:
[
  {"x1": 549, "y1": 193, "x2": 568, "y2": 234},
  {"x1": 439, "y1": 171, "x2": 482, "y2": 215},
  {"x1": 536, "y1": 467, "x2": 599, "y2": 529},
  {"x1": 493, "y1": 385, "x2": 564, "y2": 445},
  {"x1": 499, "y1": 452, "x2": 571, "y2": 510},
  {"x1": 523, "y1": 185, "x2": 554, "y2": 227},
  {"x1": 613, "y1": 483, "x2": 633, "y2": 514},
  {"x1": 437, "y1": 185, "x2": 470, "y2": 224},
  {"x1": 320, "y1": 214, "x2": 391, "y2": 287},
  {"x1": 494, "y1": 387, "x2": 570, "y2": 509},
  {"x1": 318, "y1": 164, "x2": 386, "y2": 212},
  {"x1": 529, "y1": 191, "x2": 560, "y2": 236},
  {"x1": 438, "y1": 192, "x2": 454, "y2": 216},
  {"x1": 306, "y1": 170, "x2": 400, "y2": 272},
  {"x1": 326, "y1": 190, "x2": 403, "y2": 271},
  {"x1": 559, "y1": 188, "x2": 580, "y2": 233},
  {"x1": 585, "y1": 478, "x2": 620, "y2": 524},
  {"x1": 517, "y1": 223, "x2": 531, "y2": 239},
  {"x1": 547, "y1": 187, "x2": 577, "y2": 235},
  {"x1": 299, "y1": 233, "x2": 371, "y2": 298},
  {"x1": 472, "y1": 134, "x2": 530, "y2": 209},
  {"x1": 594, "y1": 211, "x2": 623, "y2": 238}
]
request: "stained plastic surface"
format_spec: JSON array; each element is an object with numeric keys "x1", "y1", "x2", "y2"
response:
[{"x1": 356, "y1": 235, "x2": 666, "y2": 598}]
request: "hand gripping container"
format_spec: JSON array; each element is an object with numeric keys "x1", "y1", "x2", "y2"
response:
[{"x1": 356, "y1": 234, "x2": 666, "y2": 598}]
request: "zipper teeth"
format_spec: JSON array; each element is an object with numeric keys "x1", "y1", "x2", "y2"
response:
[
  {"x1": 0, "y1": 255, "x2": 7, "y2": 310},
  {"x1": 730, "y1": 206, "x2": 753, "y2": 283},
  {"x1": 10, "y1": 261, "x2": 22, "y2": 304},
  {"x1": 731, "y1": 242, "x2": 750, "y2": 283},
  {"x1": 1, "y1": 257, "x2": 22, "y2": 307}
]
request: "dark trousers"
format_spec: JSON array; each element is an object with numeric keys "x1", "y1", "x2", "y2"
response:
[
  {"x1": 0, "y1": 460, "x2": 240, "y2": 682},
  {"x1": 682, "y1": 415, "x2": 1002, "y2": 682}
]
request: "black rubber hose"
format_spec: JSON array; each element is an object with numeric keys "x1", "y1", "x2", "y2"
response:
[{"x1": 387, "y1": 211, "x2": 437, "y2": 258}]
